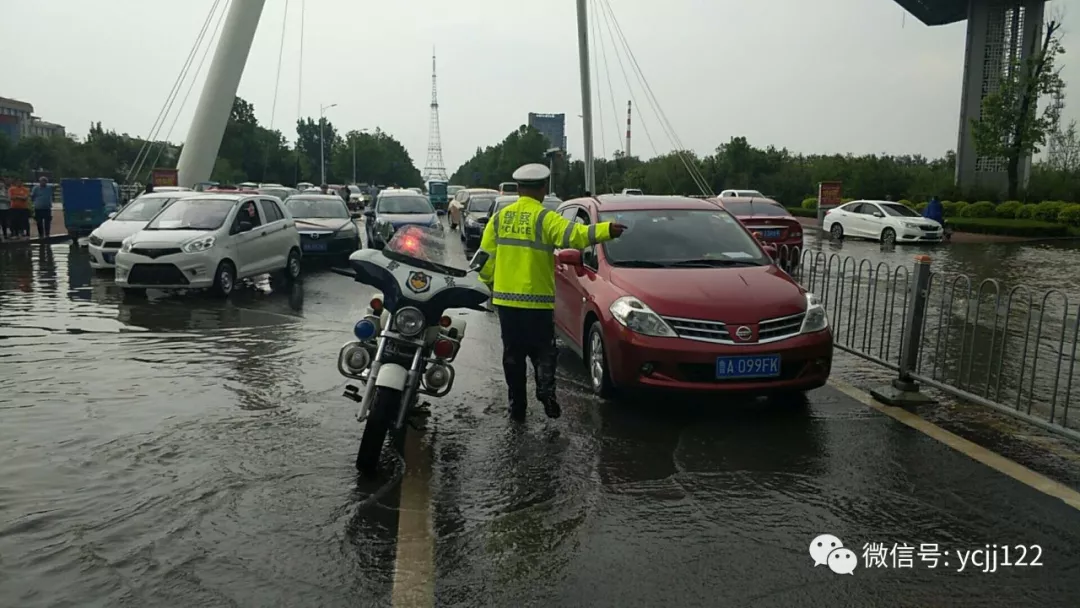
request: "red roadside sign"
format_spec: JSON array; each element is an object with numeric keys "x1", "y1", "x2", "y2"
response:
[
  {"x1": 818, "y1": 181, "x2": 842, "y2": 207},
  {"x1": 152, "y1": 168, "x2": 179, "y2": 187}
]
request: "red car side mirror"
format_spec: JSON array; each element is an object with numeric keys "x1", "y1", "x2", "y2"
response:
[{"x1": 556, "y1": 249, "x2": 583, "y2": 266}]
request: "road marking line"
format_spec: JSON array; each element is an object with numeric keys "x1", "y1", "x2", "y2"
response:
[
  {"x1": 391, "y1": 431, "x2": 436, "y2": 608},
  {"x1": 828, "y1": 379, "x2": 1080, "y2": 512}
]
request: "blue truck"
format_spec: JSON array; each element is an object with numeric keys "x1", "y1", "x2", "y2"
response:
[
  {"x1": 426, "y1": 180, "x2": 449, "y2": 214},
  {"x1": 60, "y1": 178, "x2": 120, "y2": 238}
]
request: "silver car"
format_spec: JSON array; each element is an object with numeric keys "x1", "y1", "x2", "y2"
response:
[{"x1": 115, "y1": 193, "x2": 302, "y2": 297}]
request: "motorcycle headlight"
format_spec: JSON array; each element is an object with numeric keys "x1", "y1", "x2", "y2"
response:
[
  {"x1": 393, "y1": 306, "x2": 425, "y2": 337},
  {"x1": 609, "y1": 296, "x2": 676, "y2": 337},
  {"x1": 182, "y1": 235, "x2": 216, "y2": 253},
  {"x1": 120, "y1": 237, "x2": 133, "y2": 253},
  {"x1": 800, "y1": 292, "x2": 829, "y2": 333}
]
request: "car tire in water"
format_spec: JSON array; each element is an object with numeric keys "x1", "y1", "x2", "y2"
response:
[
  {"x1": 829, "y1": 223, "x2": 844, "y2": 240},
  {"x1": 212, "y1": 260, "x2": 236, "y2": 298},
  {"x1": 356, "y1": 386, "x2": 404, "y2": 476},
  {"x1": 586, "y1": 321, "x2": 616, "y2": 398},
  {"x1": 881, "y1": 227, "x2": 896, "y2": 247},
  {"x1": 284, "y1": 248, "x2": 302, "y2": 282}
]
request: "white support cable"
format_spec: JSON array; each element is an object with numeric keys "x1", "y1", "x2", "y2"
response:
[
  {"x1": 148, "y1": 0, "x2": 230, "y2": 173},
  {"x1": 605, "y1": 4, "x2": 711, "y2": 195},
  {"x1": 262, "y1": 0, "x2": 292, "y2": 180},
  {"x1": 593, "y1": 0, "x2": 625, "y2": 159},
  {"x1": 593, "y1": 0, "x2": 678, "y2": 194},
  {"x1": 600, "y1": 0, "x2": 711, "y2": 195},
  {"x1": 126, "y1": 0, "x2": 222, "y2": 184},
  {"x1": 588, "y1": 0, "x2": 609, "y2": 191},
  {"x1": 294, "y1": 0, "x2": 306, "y2": 184}
]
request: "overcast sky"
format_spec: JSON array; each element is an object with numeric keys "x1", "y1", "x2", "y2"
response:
[{"x1": 6, "y1": 0, "x2": 1078, "y2": 174}]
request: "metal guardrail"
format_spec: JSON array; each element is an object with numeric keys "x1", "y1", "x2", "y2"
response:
[{"x1": 775, "y1": 245, "x2": 1080, "y2": 441}]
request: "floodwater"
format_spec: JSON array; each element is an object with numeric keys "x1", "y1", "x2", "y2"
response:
[{"x1": 2, "y1": 235, "x2": 1080, "y2": 607}]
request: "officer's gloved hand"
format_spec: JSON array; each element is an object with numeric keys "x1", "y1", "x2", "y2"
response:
[{"x1": 609, "y1": 223, "x2": 629, "y2": 237}]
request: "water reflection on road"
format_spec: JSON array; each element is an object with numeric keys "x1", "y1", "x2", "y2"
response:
[{"x1": 3, "y1": 237, "x2": 1080, "y2": 607}]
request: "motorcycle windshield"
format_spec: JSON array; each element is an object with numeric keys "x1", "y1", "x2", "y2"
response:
[{"x1": 384, "y1": 225, "x2": 468, "y2": 278}]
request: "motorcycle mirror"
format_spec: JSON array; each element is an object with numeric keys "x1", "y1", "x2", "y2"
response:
[{"x1": 469, "y1": 249, "x2": 490, "y2": 272}]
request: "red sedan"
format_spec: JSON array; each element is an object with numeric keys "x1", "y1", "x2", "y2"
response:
[
  {"x1": 553, "y1": 195, "x2": 832, "y2": 397},
  {"x1": 714, "y1": 196, "x2": 803, "y2": 270}
]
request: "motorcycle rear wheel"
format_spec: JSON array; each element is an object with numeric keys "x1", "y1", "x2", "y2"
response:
[{"x1": 356, "y1": 386, "x2": 404, "y2": 475}]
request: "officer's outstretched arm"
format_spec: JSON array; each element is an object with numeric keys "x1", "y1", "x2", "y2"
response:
[
  {"x1": 542, "y1": 211, "x2": 613, "y2": 250},
  {"x1": 470, "y1": 217, "x2": 497, "y2": 285}
]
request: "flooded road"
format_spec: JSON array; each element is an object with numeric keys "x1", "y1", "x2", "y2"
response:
[{"x1": 3, "y1": 235, "x2": 1080, "y2": 607}]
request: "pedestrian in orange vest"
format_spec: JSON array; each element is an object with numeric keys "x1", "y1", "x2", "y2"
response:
[{"x1": 8, "y1": 181, "x2": 30, "y2": 238}]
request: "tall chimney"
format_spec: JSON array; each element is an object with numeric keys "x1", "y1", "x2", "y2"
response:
[{"x1": 625, "y1": 100, "x2": 632, "y2": 158}]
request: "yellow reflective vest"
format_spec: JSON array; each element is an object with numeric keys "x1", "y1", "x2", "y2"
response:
[{"x1": 477, "y1": 195, "x2": 613, "y2": 309}]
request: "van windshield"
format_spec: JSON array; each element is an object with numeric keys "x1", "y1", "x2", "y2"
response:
[{"x1": 145, "y1": 199, "x2": 235, "y2": 231}]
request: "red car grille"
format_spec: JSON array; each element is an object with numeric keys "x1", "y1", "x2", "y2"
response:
[{"x1": 663, "y1": 312, "x2": 805, "y2": 344}]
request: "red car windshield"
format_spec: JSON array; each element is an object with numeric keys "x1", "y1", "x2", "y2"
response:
[{"x1": 598, "y1": 209, "x2": 769, "y2": 267}]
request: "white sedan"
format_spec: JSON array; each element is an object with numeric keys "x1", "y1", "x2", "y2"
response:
[
  {"x1": 823, "y1": 200, "x2": 943, "y2": 246},
  {"x1": 87, "y1": 191, "x2": 202, "y2": 269}
]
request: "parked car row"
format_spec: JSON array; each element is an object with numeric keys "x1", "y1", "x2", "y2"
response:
[{"x1": 86, "y1": 187, "x2": 364, "y2": 298}]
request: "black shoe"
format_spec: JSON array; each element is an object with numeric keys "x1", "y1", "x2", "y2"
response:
[
  {"x1": 542, "y1": 398, "x2": 561, "y2": 419},
  {"x1": 508, "y1": 403, "x2": 527, "y2": 422}
]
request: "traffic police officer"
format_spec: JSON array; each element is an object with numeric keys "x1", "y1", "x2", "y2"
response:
[{"x1": 470, "y1": 163, "x2": 626, "y2": 420}]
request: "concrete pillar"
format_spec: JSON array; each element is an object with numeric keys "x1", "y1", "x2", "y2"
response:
[
  {"x1": 955, "y1": 0, "x2": 1045, "y2": 197},
  {"x1": 177, "y1": 0, "x2": 267, "y2": 188}
]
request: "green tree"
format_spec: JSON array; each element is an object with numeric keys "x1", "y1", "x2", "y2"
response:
[
  {"x1": 296, "y1": 117, "x2": 338, "y2": 184},
  {"x1": 972, "y1": 20, "x2": 1065, "y2": 199},
  {"x1": 329, "y1": 129, "x2": 423, "y2": 187},
  {"x1": 450, "y1": 125, "x2": 551, "y2": 187}
]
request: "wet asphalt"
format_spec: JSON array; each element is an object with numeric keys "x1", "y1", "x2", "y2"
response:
[{"x1": 2, "y1": 226, "x2": 1080, "y2": 607}]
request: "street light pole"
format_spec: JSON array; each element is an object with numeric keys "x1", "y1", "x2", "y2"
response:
[
  {"x1": 319, "y1": 102, "x2": 337, "y2": 184},
  {"x1": 352, "y1": 128, "x2": 369, "y2": 184}
]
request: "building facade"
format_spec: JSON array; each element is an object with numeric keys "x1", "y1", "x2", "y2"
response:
[
  {"x1": 528, "y1": 112, "x2": 566, "y2": 151},
  {"x1": 0, "y1": 96, "x2": 65, "y2": 142}
]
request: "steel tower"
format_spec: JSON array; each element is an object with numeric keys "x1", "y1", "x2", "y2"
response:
[{"x1": 422, "y1": 50, "x2": 448, "y2": 182}]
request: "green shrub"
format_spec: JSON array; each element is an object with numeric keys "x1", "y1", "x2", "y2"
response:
[
  {"x1": 841, "y1": 198, "x2": 854, "y2": 204},
  {"x1": 1016, "y1": 204, "x2": 1037, "y2": 219},
  {"x1": 898, "y1": 199, "x2": 915, "y2": 209},
  {"x1": 916, "y1": 201, "x2": 929, "y2": 212},
  {"x1": 960, "y1": 201, "x2": 996, "y2": 218},
  {"x1": 1057, "y1": 204, "x2": 1080, "y2": 227},
  {"x1": 943, "y1": 201, "x2": 968, "y2": 217},
  {"x1": 1032, "y1": 200, "x2": 1067, "y2": 222},
  {"x1": 948, "y1": 218, "x2": 1071, "y2": 237},
  {"x1": 801, "y1": 197, "x2": 818, "y2": 210},
  {"x1": 787, "y1": 206, "x2": 817, "y2": 218},
  {"x1": 995, "y1": 201, "x2": 1023, "y2": 218}
]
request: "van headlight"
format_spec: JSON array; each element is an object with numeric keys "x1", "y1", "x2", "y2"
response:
[
  {"x1": 182, "y1": 235, "x2": 216, "y2": 253},
  {"x1": 120, "y1": 237, "x2": 133, "y2": 253},
  {"x1": 609, "y1": 296, "x2": 676, "y2": 337},
  {"x1": 393, "y1": 307, "x2": 425, "y2": 337},
  {"x1": 800, "y1": 293, "x2": 829, "y2": 333}
]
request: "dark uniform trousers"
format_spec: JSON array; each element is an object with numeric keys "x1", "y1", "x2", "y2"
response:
[{"x1": 496, "y1": 305, "x2": 558, "y2": 411}]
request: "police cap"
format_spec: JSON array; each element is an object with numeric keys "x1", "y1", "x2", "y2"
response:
[{"x1": 511, "y1": 163, "x2": 551, "y2": 187}]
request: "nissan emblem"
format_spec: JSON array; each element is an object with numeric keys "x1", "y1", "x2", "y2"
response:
[{"x1": 735, "y1": 326, "x2": 752, "y2": 341}]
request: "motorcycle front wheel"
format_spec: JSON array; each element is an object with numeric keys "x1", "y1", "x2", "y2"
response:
[{"x1": 356, "y1": 386, "x2": 405, "y2": 475}]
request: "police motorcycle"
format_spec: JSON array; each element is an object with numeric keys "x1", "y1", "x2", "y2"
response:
[{"x1": 337, "y1": 224, "x2": 490, "y2": 475}]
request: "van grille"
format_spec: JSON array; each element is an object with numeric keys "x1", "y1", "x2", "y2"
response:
[{"x1": 128, "y1": 263, "x2": 189, "y2": 286}]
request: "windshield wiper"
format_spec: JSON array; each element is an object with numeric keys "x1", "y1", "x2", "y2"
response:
[
  {"x1": 610, "y1": 260, "x2": 669, "y2": 268},
  {"x1": 668, "y1": 258, "x2": 763, "y2": 267}
]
